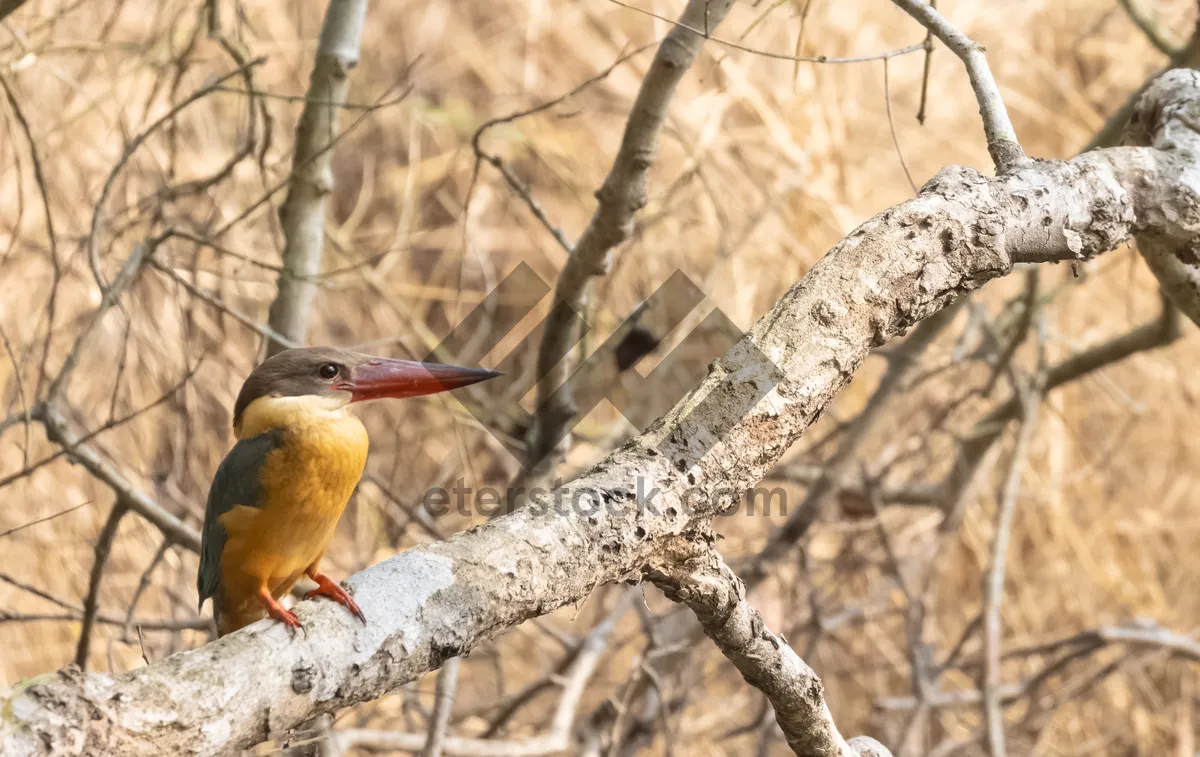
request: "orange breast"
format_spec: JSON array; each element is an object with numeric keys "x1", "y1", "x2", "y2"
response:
[{"x1": 217, "y1": 406, "x2": 368, "y2": 631}]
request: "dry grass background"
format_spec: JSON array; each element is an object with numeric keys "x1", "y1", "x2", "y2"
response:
[{"x1": 1, "y1": 0, "x2": 1199, "y2": 754}]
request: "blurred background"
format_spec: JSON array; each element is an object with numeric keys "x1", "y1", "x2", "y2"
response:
[{"x1": 1, "y1": 0, "x2": 1198, "y2": 755}]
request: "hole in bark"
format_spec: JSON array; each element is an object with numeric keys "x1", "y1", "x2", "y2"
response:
[{"x1": 941, "y1": 228, "x2": 954, "y2": 253}]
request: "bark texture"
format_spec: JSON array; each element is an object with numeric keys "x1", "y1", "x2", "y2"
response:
[
  {"x1": 649, "y1": 549, "x2": 859, "y2": 757},
  {"x1": 2, "y1": 70, "x2": 1198, "y2": 757}
]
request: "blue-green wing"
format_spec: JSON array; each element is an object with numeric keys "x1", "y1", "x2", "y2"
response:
[{"x1": 197, "y1": 429, "x2": 285, "y2": 610}]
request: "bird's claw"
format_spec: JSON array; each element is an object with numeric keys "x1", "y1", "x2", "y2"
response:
[
  {"x1": 265, "y1": 603, "x2": 305, "y2": 637},
  {"x1": 305, "y1": 573, "x2": 367, "y2": 625}
]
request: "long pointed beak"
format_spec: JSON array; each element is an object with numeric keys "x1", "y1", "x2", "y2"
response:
[{"x1": 345, "y1": 358, "x2": 501, "y2": 403}]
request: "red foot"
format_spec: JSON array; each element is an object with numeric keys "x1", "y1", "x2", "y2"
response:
[
  {"x1": 304, "y1": 572, "x2": 367, "y2": 625},
  {"x1": 258, "y1": 588, "x2": 304, "y2": 636}
]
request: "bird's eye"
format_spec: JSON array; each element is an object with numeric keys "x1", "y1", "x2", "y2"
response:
[{"x1": 318, "y1": 363, "x2": 340, "y2": 380}]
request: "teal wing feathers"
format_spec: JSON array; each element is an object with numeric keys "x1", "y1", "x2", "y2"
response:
[{"x1": 197, "y1": 428, "x2": 285, "y2": 610}]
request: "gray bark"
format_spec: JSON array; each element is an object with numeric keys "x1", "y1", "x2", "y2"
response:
[{"x1": 265, "y1": 0, "x2": 368, "y2": 356}]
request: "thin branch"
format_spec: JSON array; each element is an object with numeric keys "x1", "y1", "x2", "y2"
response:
[
  {"x1": 0, "y1": 72, "x2": 59, "y2": 403},
  {"x1": 1118, "y1": 0, "x2": 1184, "y2": 56},
  {"x1": 607, "y1": 0, "x2": 923, "y2": 65},
  {"x1": 916, "y1": 0, "x2": 936, "y2": 124},
  {"x1": 648, "y1": 547, "x2": 887, "y2": 757},
  {"x1": 883, "y1": 57, "x2": 918, "y2": 196},
  {"x1": 0, "y1": 321, "x2": 31, "y2": 467},
  {"x1": 470, "y1": 41, "x2": 660, "y2": 254},
  {"x1": 982, "y1": 379, "x2": 1041, "y2": 757},
  {"x1": 75, "y1": 504, "x2": 129, "y2": 670},
  {"x1": 86, "y1": 58, "x2": 266, "y2": 293},
  {"x1": 120, "y1": 539, "x2": 173, "y2": 642},
  {"x1": 46, "y1": 240, "x2": 152, "y2": 404},
  {"x1": 0, "y1": 570, "x2": 207, "y2": 632},
  {"x1": 149, "y1": 259, "x2": 301, "y2": 349},
  {"x1": 421, "y1": 657, "x2": 461, "y2": 757},
  {"x1": 890, "y1": 0, "x2": 1024, "y2": 168},
  {"x1": 0, "y1": 500, "x2": 91, "y2": 539},
  {"x1": 945, "y1": 292, "x2": 1180, "y2": 511},
  {"x1": 265, "y1": 0, "x2": 368, "y2": 356},
  {"x1": 0, "y1": 364, "x2": 200, "y2": 492},
  {"x1": 36, "y1": 402, "x2": 201, "y2": 552},
  {"x1": 521, "y1": 0, "x2": 737, "y2": 483}
]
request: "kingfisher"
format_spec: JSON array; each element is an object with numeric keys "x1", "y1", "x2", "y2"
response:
[{"x1": 197, "y1": 347, "x2": 499, "y2": 637}]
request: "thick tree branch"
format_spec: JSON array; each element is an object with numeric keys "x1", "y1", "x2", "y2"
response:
[
  {"x1": 1083, "y1": 18, "x2": 1200, "y2": 153},
  {"x1": 745, "y1": 299, "x2": 965, "y2": 586},
  {"x1": 2, "y1": 69, "x2": 1198, "y2": 757},
  {"x1": 265, "y1": 0, "x2": 368, "y2": 356},
  {"x1": 325, "y1": 590, "x2": 633, "y2": 757}
]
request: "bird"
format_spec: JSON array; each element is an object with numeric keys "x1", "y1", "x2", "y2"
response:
[{"x1": 197, "y1": 346, "x2": 499, "y2": 637}]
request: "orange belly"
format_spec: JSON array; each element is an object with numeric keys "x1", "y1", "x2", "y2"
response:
[{"x1": 217, "y1": 413, "x2": 368, "y2": 633}]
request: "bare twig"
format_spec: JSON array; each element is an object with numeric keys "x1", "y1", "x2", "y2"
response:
[
  {"x1": 0, "y1": 72, "x2": 58, "y2": 402},
  {"x1": 0, "y1": 321, "x2": 31, "y2": 467},
  {"x1": 649, "y1": 547, "x2": 889, "y2": 757},
  {"x1": 149, "y1": 259, "x2": 301, "y2": 349},
  {"x1": 74, "y1": 504, "x2": 129, "y2": 670},
  {"x1": 0, "y1": 365, "x2": 199, "y2": 492},
  {"x1": 883, "y1": 57, "x2": 918, "y2": 196},
  {"x1": 421, "y1": 657, "x2": 461, "y2": 757},
  {"x1": 470, "y1": 41, "x2": 660, "y2": 254},
  {"x1": 607, "y1": 0, "x2": 923, "y2": 65},
  {"x1": 0, "y1": 500, "x2": 91, "y2": 539},
  {"x1": 521, "y1": 0, "x2": 737, "y2": 483},
  {"x1": 982, "y1": 378, "x2": 1041, "y2": 757},
  {"x1": 86, "y1": 58, "x2": 266, "y2": 294},
  {"x1": 46, "y1": 242, "x2": 151, "y2": 402},
  {"x1": 916, "y1": 0, "x2": 936, "y2": 124},
  {"x1": 1118, "y1": 0, "x2": 1184, "y2": 56},
  {"x1": 265, "y1": 0, "x2": 368, "y2": 356},
  {"x1": 890, "y1": 0, "x2": 1024, "y2": 168},
  {"x1": 36, "y1": 403, "x2": 201, "y2": 552}
]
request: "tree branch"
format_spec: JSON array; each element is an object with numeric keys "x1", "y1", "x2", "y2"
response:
[
  {"x1": 0, "y1": 0, "x2": 28, "y2": 23},
  {"x1": 265, "y1": 0, "x2": 368, "y2": 356},
  {"x1": 520, "y1": 0, "x2": 736, "y2": 480},
  {"x1": 2, "y1": 68, "x2": 1198, "y2": 757},
  {"x1": 890, "y1": 0, "x2": 1025, "y2": 168},
  {"x1": 648, "y1": 547, "x2": 888, "y2": 757},
  {"x1": 1118, "y1": 0, "x2": 1185, "y2": 56},
  {"x1": 326, "y1": 590, "x2": 634, "y2": 757}
]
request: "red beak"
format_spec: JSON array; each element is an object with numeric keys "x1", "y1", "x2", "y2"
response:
[{"x1": 341, "y1": 358, "x2": 500, "y2": 403}]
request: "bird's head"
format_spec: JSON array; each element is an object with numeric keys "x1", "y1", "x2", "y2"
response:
[{"x1": 232, "y1": 347, "x2": 500, "y2": 437}]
